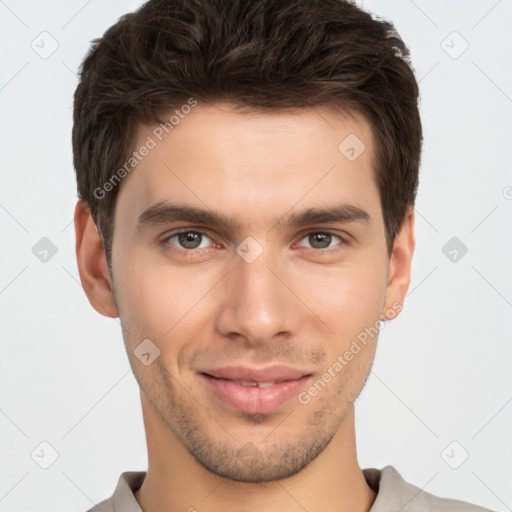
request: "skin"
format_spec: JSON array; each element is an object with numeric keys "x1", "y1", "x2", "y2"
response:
[{"x1": 75, "y1": 103, "x2": 415, "y2": 512}]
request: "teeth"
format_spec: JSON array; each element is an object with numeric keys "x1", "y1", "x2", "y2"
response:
[{"x1": 235, "y1": 380, "x2": 276, "y2": 387}]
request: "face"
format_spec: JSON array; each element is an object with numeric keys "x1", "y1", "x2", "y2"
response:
[{"x1": 76, "y1": 102, "x2": 414, "y2": 483}]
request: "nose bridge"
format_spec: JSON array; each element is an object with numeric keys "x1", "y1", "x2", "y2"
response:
[{"x1": 215, "y1": 241, "x2": 297, "y2": 342}]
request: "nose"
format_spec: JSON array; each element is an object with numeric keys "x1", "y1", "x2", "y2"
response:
[{"x1": 214, "y1": 244, "x2": 301, "y2": 346}]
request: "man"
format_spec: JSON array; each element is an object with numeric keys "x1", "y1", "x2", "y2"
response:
[{"x1": 72, "y1": 0, "x2": 493, "y2": 510}]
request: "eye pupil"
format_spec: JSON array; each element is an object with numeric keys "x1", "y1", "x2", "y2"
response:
[
  {"x1": 309, "y1": 232, "x2": 331, "y2": 249},
  {"x1": 178, "y1": 231, "x2": 201, "y2": 249}
]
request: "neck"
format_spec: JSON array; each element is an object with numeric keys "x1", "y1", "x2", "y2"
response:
[{"x1": 134, "y1": 391, "x2": 376, "y2": 512}]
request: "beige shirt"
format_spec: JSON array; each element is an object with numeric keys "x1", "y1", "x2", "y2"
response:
[{"x1": 87, "y1": 465, "x2": 494, "y2": 511}]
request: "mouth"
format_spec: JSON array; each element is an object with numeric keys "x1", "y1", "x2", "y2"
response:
[
  {"x1": 199, "y1": 371, "x2": 314, "y2": 415},
  {"x1": 205, "y1": 377, "x2": 292, "y2": 388}
]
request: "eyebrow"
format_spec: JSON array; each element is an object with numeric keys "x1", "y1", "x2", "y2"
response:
[{"x1": 136, "y1": 201, "x2": 371, "y2": 232}]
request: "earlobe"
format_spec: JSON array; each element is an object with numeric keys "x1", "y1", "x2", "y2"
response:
[
  {"x1": 74, "y1": 200, "x2": 119, "y2": 318},
  {"x1": 382, "y1": 208, "x2": 415, "y2": 321}
]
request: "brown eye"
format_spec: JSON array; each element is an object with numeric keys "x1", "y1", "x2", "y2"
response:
[
  {"x1": 177, "y1": 232, "x2": 201, "y2": 249},
  {"x1": 298, "y1": 232, "x2": 343, "y2": 250},
  {"x1": 309, "y1": 233, "x2": 331, "y2": 249},
  {"x1": 167, "y1": 231, "x2": 213, "y2": 250}
]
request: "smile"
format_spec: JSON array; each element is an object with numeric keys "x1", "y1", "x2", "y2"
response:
[{"x1": 200, "y1": 372, "x2": 313, "y2": 415}]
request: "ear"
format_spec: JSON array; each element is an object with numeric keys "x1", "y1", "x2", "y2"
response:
[
  {"x1": 74, "y1": 200, "x2": 119, "y2": 318},
  {"x1": 381, "y1": 208, "x2": 415, "y2": 320}
]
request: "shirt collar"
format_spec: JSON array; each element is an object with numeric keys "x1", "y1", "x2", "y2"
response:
[{"x1": 101, "y1": 465, "x2": 451, "y2": 512}]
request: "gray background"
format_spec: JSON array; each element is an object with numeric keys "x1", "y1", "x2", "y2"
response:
[{"x1": 0, "y1": 0, "x2": 511, "y2": 511}]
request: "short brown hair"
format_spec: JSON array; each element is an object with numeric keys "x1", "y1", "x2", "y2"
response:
[{"x1": 72, "y1": 0, "x2": 422, "y2": 269}]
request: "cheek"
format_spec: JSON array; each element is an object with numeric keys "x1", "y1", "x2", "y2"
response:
[
  {"x1": 297, "y1": 258, "x2": 387, "y2": 340},
  {"x1": 115, "y1": 253, "x2": 218, "y2": 341},
  {"x1": 114, "y1": 264, "x2": 204, "y2": 385}
]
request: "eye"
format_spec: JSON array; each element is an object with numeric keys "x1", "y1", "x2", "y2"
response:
[
  {"x1": 297, "y1": 231, "x2": 344, "y2": 251},
  {"x1": 165, "y1": 230, "x2": 214, "y2": 251}
]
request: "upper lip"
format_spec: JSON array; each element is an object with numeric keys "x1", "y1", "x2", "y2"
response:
[{"x1": 199, "y1": 365, "x2": 312, "y2": 383}]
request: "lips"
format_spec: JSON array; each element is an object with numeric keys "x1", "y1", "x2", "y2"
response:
[
  {"x1": 200, "y1": 365, "x2": 310, "y2": 383},
  {"x1": 198, "y1": 365, "x2": 313, "y2": 414},
  {"x1": 220, "y1": 380, "x2": 277, "y2": 388}
]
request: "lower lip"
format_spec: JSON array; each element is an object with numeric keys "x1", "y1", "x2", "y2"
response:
[{"x1": 200, "y1": 373, "x2": 313, "y2": 415}]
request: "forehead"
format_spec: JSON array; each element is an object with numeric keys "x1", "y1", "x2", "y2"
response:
[
  {"x1": 116, "y1": 102, "x2": 380, "y2": 229},
  {"x1": 134, "y1": 102, "x2": 374, "y2": 167}
]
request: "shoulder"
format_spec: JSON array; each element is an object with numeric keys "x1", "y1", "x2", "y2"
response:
[
  {"x1": 85, "y1": 471, "x2": 146, "y2": 512},
  {"x1": 364, "y1": 465, "x2": 496, "y2": 512},
  {"x1": 87, "y1": 497, "x2": 114, "y2": 512}
]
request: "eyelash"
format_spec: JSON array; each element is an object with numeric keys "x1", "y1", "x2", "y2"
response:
[{"x1": 160, "y1": 229, "x2": 348, "y2": 257}]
